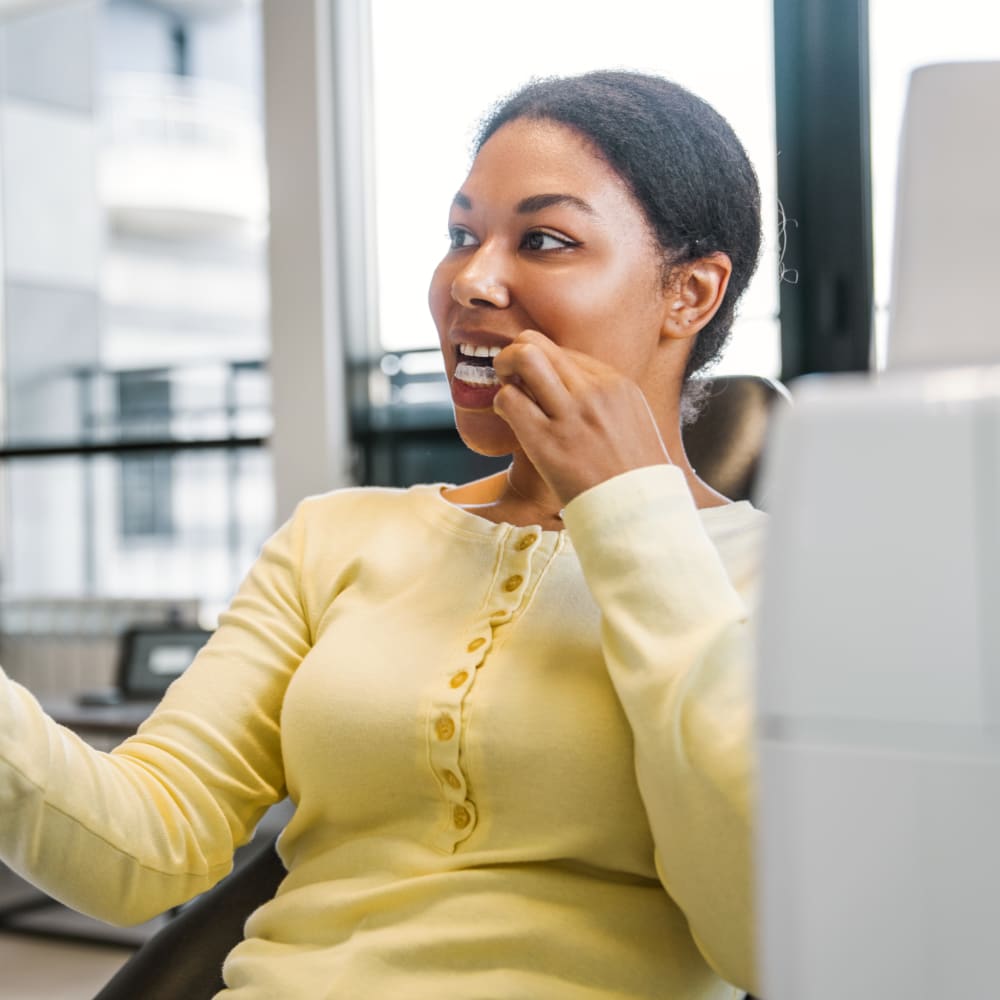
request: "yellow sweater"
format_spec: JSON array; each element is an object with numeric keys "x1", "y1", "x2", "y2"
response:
[{"x1": 0, "y1": 466, "x2": 764, "y2": 998}]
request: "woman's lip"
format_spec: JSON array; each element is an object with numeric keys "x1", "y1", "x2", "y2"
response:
[{"x1": 450, "y1": 374, "x2": 502, "y2": 410}]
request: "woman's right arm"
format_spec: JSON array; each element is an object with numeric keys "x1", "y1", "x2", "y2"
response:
[{"x1": 0, "y1": 501, "x2": 314, "y2": 926}]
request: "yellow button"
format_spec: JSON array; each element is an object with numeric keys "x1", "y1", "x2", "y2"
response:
[
  {"x1": 467, "y1": 637, "x2": 486, "y2": 652},
  {"x1": 435, "y1": 715, "x2": 455, "y2": 740},
  {"x1": 503, "y1": 574, "x2": 524, "y2": 592},
  {"x1": 453, "y1": 805, "x2": 471, "y2": 829},
  {"x1": 516, "y1": 533, "x2": 538, "y2": 550},
  {"x1": 449, "y1": 670, "x2": 469, "y2": 689},
  {"x1": 442, "y1": 769, "x2": 462, "y2": 790}
]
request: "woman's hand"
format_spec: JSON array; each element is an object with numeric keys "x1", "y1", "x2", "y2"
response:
[{"x1": 492, "y1": 329, "x2": 672, "y2": 506}]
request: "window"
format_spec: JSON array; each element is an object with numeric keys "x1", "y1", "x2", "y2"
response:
[
  {"x1": 0, "y1": 0, "x2": 272, "y2": 619},
  {"x1": 118, "y1": 372, "x2": 173, "y2": 538},
  {"x1": 367, "y1": 0, "x2": 780, "y2": 386},
  {"x1": 120, "y1": 454, "x2": 175, "y2": 538}
]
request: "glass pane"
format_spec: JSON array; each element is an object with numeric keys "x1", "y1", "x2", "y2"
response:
[
  {"x1": 0, "y1": 447, "x2": 273, "y2": 620},
  {"x1": 0, "y1": 0, "x2": 273, "y2": 617},
  {"x1": 868, "y1": 0, "x2": 1000, "y2": 368},
  {"x1": 0, "y1": 0, "x2": 271, "y2": 449},
  {"x1": 370, "y1": 0, "x2": 780, "y2": 379}
]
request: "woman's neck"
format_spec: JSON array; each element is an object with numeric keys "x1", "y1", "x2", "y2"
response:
[
  {"x1": 441, "y1": 420, "x2": 732, "y2": 526},
  {"x1": 441, "y1": 460, "x2": 564, "y2": 530}
]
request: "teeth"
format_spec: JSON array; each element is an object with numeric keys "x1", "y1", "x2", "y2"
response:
[{"x1": 459, "y1": 342, "x2": 503, "y2": 359}]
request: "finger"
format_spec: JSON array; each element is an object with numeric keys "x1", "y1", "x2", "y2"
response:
[
  {"x1": 493, "y1": 339, "x2": 573, "y2": 417},
  {"x1": 491, "y1": 381, "x2": 550, "y2": 445},
  {"x1": 511, "y1": 329, "x2": 611, "y2": 389}
]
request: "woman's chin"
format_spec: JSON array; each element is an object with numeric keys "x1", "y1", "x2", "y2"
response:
[{"x1": 452, "y1": 407, "x2": 518, "y2": 458}]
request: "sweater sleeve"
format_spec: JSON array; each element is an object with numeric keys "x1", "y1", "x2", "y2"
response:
[
  {"x1": 561, "y1": 464, "x2": 759, "y2": 994},
  {"x1": 0, "y1": 503, "x2": 313, "y2": 926}
]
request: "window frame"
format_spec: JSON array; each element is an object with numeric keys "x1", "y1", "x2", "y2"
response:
[{"x1": 773, "y1": 0, "x2": 874, "y2": 380}]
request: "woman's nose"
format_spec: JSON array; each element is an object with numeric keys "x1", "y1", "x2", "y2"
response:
[{"x1": 450, "y1": 246, "x2": 510, "y2": 309}]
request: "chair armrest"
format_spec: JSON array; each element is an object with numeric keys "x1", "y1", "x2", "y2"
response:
[{"x1": 94, "y1": 835, "x2": 285, "y2": 1000}]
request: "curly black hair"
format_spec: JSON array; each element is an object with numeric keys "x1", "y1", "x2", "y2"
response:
[{"x1": 475, "y1": 71, "x2": 762, "y2": 422}]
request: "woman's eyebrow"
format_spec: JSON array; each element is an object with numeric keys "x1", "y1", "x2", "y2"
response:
[
  {"x1": 450, "y1": 192, "x2": 596, "y2": 215},
  {"x1": 516, "y1": 193, "x2": 596, "y2": 215}
]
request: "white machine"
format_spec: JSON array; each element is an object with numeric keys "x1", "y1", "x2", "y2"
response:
[{"x1": 756, "y1": 62, "x2": 1000, "y2": 999}]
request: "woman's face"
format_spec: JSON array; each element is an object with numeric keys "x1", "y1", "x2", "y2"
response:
[{"x1": 428, "y1": 118, "x2": 675, "y2": 457}]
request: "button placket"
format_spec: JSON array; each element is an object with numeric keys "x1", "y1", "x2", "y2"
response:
[
  {"x1": 427, "y1": 696, "x2": 471, "y2": 847},
  {"x1": 484, "y1": 528, "x2": 539, "y2": 623},
  {"x1": 427, "y1": 527, "x2": 545, "y2": 851}
]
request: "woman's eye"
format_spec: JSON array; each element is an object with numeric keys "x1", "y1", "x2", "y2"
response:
[
  {"x1": 448, "y1": 227, "x2": 479, "y2": 250},
  {"x1": 522, "y1": 230, "x2": 574, "y2": 252}
]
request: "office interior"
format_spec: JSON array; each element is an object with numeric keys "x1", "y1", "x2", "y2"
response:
[{"x1": 0, "y1": 0, "x2": 997, "y2": 997}]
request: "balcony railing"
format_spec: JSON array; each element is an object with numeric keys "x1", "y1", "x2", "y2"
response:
[{"x1": 0, "y1": 357, "x2": 271, "y2": 456}]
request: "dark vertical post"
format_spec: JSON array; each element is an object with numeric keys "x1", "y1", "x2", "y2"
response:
[
  {"x1": 171, "y1": 21, "x2": 190, "y2": 78},
  {"x1": 773, "y1": 0, "x2": 874, "y2": 378}
]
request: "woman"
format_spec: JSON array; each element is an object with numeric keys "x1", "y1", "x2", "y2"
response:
[{"x1": 0, "y1": 71, "x2": 764, "y2": 998}]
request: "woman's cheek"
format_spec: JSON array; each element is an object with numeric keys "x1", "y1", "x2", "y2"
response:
[{"x1": 428, "y1": 262, "x2": 453, "y2": 325}]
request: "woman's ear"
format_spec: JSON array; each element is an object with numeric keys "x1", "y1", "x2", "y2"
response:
[{"x1": 662, "y1": 252, "x2": 733, "y2": 341}]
